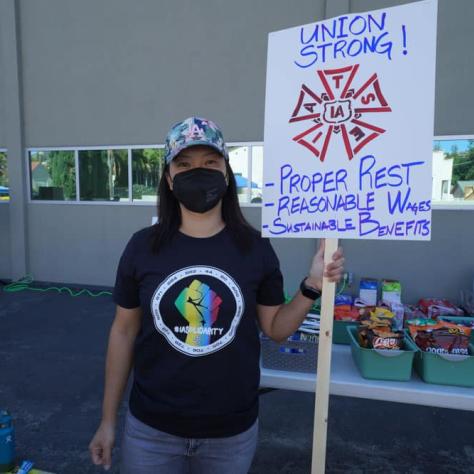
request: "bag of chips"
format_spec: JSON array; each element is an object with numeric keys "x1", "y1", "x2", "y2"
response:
[
  {"x1": 334, "y1": 305, "x2": 360, "y2": 321},
  {"x1": 418, "y1": 298, "x2": 464, "y2": 319},
  {"x1": 408, "y1": 321, "x2": 471, "y2": 355},
  {"x1": 367, "y1": 327, "x2": 404, "y2": 350}
]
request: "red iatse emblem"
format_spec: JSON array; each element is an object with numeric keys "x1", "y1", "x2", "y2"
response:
[{"x1": 289, "y1": 64, "x2": 391, "y2": 161}]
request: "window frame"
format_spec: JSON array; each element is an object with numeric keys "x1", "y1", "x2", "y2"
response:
[
  {"x1": 24, "y1": 136, "x2": 474, "y2": 210},
  {"x1": 26, "y1": 142, "x2": 265, "y2": 207},
  {"x1": 0, "y1": 148, "x2": 8, "y2": 204},
  {"x1": 431, "y1": 134, "x2": 474, "y2": 210}
]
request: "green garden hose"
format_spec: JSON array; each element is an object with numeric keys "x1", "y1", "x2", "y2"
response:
[{"x1": 2, "y1": 274, "x2": 112, "y2": 297}]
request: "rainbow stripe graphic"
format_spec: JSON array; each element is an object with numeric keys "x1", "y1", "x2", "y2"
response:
[{"x1": 174, "y1": 279, "x2": 222, "y2": 346}]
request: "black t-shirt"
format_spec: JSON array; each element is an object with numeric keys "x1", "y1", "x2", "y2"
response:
[{"x1": 112, "y1": 225, "x2": 284, "y2": 438}]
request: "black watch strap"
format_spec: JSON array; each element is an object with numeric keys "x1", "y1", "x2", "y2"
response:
[{"x1": 300, "y1": 277, "x2": 322, "y2": 301}]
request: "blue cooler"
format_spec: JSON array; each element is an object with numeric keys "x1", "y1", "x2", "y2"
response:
[{"x1": 0, "y1": 410, "x2": 15, "y2": 472}]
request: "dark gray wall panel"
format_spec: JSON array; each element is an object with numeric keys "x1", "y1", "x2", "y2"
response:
[
  {"x1": 350, "y1": 0, "x2": 474, "y2": 135},
  {"x1": 0, "y1": 2, "x2": 7, "y2": 147},
  {"x1": 28, "y1": 204, "x2": 156, "y2": 286},
  {"x1": 20, "y1": 0, "x2": 324, "y2": 147},
  {"x1": 0, "y1": 205, "x2": 11, "y2": 279}
]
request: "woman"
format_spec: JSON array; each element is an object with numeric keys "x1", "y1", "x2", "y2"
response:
[{"x1": 89, "y1": 117, "x2": 344, "y2": 473}]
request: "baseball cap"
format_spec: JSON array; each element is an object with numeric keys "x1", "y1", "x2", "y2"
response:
[{"x1": 164, "y1": 117, "x2": 229, "y2": 164}]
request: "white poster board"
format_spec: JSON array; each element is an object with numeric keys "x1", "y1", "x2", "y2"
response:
[{"x1": 263, "y1": 0, "x2": 437, "y2": 240}]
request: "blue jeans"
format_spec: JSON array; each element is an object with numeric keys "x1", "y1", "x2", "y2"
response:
[{"x1": 120, "y1": 410, "x2": 258, "y2": 474}]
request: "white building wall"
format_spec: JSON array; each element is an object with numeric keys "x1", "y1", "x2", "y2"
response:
[{"x1": 432, "y1": 150, "x2": 453, "y2": 201}]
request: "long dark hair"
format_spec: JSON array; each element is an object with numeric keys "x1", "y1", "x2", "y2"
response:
[{"x1": 151, "y1": 160, "x2": 257, "y2": 254}]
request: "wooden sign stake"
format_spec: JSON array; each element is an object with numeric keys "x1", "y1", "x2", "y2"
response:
[{"x1": 311, "y1": 237, "x2": 339, "y2": 474}]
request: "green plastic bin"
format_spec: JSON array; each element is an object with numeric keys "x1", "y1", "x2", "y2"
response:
[
  {"x1": 347, "y1": 326, "x2": 418, "y2": 381},
  {"x1": 333, "y1": 320, "x2": 356, "y2": 345},
  {"x1": 407, "y1": 334, "x2": 474, "y2": 388},
  {"x1": 438, "y1": 316, "x2": 474, "y2": 344}
]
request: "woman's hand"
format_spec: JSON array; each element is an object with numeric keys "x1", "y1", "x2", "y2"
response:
[
  {"x1": 89, "y1": 421, "x2": 115, "y2": 471},
  {"x1": 306, "y1": 239, "x2": 345, "y2": 291}
]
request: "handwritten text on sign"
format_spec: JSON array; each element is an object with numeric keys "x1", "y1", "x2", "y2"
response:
[{"x1": 262, "y1": 1, "x2": 437, "y2": 240}]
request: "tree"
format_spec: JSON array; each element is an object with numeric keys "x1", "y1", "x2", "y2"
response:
[
  {"x1": 132, "y1": 148, "x2": 164, "y2": 198},
  {"x1": 449, "y1": 142, "x2": 474, "y2": 187},
  {"x1": 49, "y1": 151, "x2": 76, "y2": 199},
  {"x1": 0, "y1": 152, "x2": 7, "y2": 187}
]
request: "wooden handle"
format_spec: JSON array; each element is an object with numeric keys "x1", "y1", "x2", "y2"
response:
[{"x1": 311, "y1": 238, "x2": 338, "y2": 474}]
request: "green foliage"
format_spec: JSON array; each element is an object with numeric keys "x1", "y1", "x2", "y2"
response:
[
  {"x1": 78, "y1": 150, "x2": 128, "y2": 200},
  {"x1": 132, "y1": 148, "x2": 163, "y2": 192},
  {"x1": 0, "y1": 152, "x2": 7, "y2": 187},
  {"x1": 49, "y1": 151, "x2": 76, "y2": 199},
  {"x1": 447, "y1": 141, "x2": 474, "y2": 187}
]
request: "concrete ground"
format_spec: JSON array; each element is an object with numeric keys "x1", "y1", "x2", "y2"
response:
[{"x1": 1, "y1": 284, "x2": 474, "y2": 473}]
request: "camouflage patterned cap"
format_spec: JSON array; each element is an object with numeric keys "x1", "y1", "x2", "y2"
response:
[{"x1": 164, "y1": 117, "x2": 229, "y2": 164}]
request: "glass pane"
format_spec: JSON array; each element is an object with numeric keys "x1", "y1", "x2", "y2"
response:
[
  {"x1": 30, "y1": 150, "x2": 76, "y2": 201},
  {"x1": 250, "y1": 146, "x2": 263, "y2": 204},
  {"x1": 132, "y1": 148, "x2": 164, "y2": 202},
  {"x1": 0, "y1": 152, "x2": 9, "y2": 201},
  {"x1": 432, "y1": 139, "x2": 474, "y2": 203},
  {"x1": 229, "y1": 146, "x2": 250, "y2": 204},
  {"x1": 79, "y1": 149, "x2": 128, "y2": 201}
]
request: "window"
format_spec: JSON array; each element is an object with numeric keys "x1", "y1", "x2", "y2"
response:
[
  {"x1": 29, "y1": 150, "x2": 76, "y2": 200},
  {"x1": 25, "y1": 142, "x2": 264, "y2": 206},
  {"x1": 0, "y1": 151, "x2": 8, "y2": 201},
  {"x1": 432, "y1": 138, "x2": 474, "y2": 206},
  {"x1": 228, "y1": 145, "x2": 263, "y2": 204},
  {"x1": 441, "y1": 180, "x2": 449, "y2": 196},
  {"x1": 229, "y1": 146, "x2": 250, "y2": 204},
  {"x1": 250, "y1": 146, "x2": 263, "y2": 204},
  {"x1": 79, "y1": 149, "x2": 128, "y2": 201},
  {"x1": 132, "y1": 148, "x2": 164, "y2": 202}
]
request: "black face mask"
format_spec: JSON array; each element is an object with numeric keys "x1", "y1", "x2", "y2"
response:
[{"x1": 172, "y1": 168, "x2": 228, "y2": 213}]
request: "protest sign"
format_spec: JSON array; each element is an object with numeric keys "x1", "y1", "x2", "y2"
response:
[
  {"x1": 263, "y1": 0, "x2": 437, "y2": 241},
  {"x1": 263, "y1": 2, "x2": 438, "y2": 472}
]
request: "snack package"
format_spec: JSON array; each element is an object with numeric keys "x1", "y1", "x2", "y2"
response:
[
  {"x1": 404, "y1": 304, "x2": 426, "y2": 326},
  {"x1": 389, "y1": 302, "x2": 405, "y2": 331},
  {"x1": 335, "y1": 294, "x2": 353, "y2": 306},
  {"x1": 367, "y1": 327, "x2": 404, "y2": 350},
  {"x1": 358, "y1": 308, "x2": 396, "y2": 348},
  {"x1": 334, "y1": 305, "x2": 360, "y2": 321},
  {"x1": 406, "y1": 318, "x2": 437, "y2": 326},
  {"x1": 368, "y1": 307, "x2": 395, "y2": 325},
  {"x1": 359, "y1": 278, "x2": 378, "y2": 306},
  {"x1": 418, "y1": 298, "x2": 464, "y2": 319},
  {"x1": 358, "y1": 324, "x2": 403, "y2": 350},
  {"x1": 408, "y1": 321, "x2": 472, "y2": 355},
  {"x1": 382, "y1": 279, "x2": 402, "y2": 304}
]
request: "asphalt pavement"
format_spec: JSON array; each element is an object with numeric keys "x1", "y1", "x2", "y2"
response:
[{"x1": 1, "y1": 284, "x2": 473, "y2": 473}]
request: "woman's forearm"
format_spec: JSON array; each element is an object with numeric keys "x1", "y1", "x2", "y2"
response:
[
  {"x1": 270, "y1": 290, "x2": 317, "y2": 342},
  {"x1": 101, "y1": 323, "x2": 136, "y2": 426}
]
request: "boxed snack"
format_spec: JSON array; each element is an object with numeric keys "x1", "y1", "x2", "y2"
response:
[
  {"x1": 359, "y1": 278, "x2": 378, "y2": 306},
  {"x1": 382, "y1": 279, "x2": 402, "y2": 304}
]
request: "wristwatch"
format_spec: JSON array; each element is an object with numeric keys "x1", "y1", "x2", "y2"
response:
[{"x1": 300, "y1": 277, "x2": 322, "y2": 301}]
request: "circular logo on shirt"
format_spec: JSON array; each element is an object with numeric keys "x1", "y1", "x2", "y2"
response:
[{"x1": 150, "y1": 266, "x2": 244, "y2": 357}]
